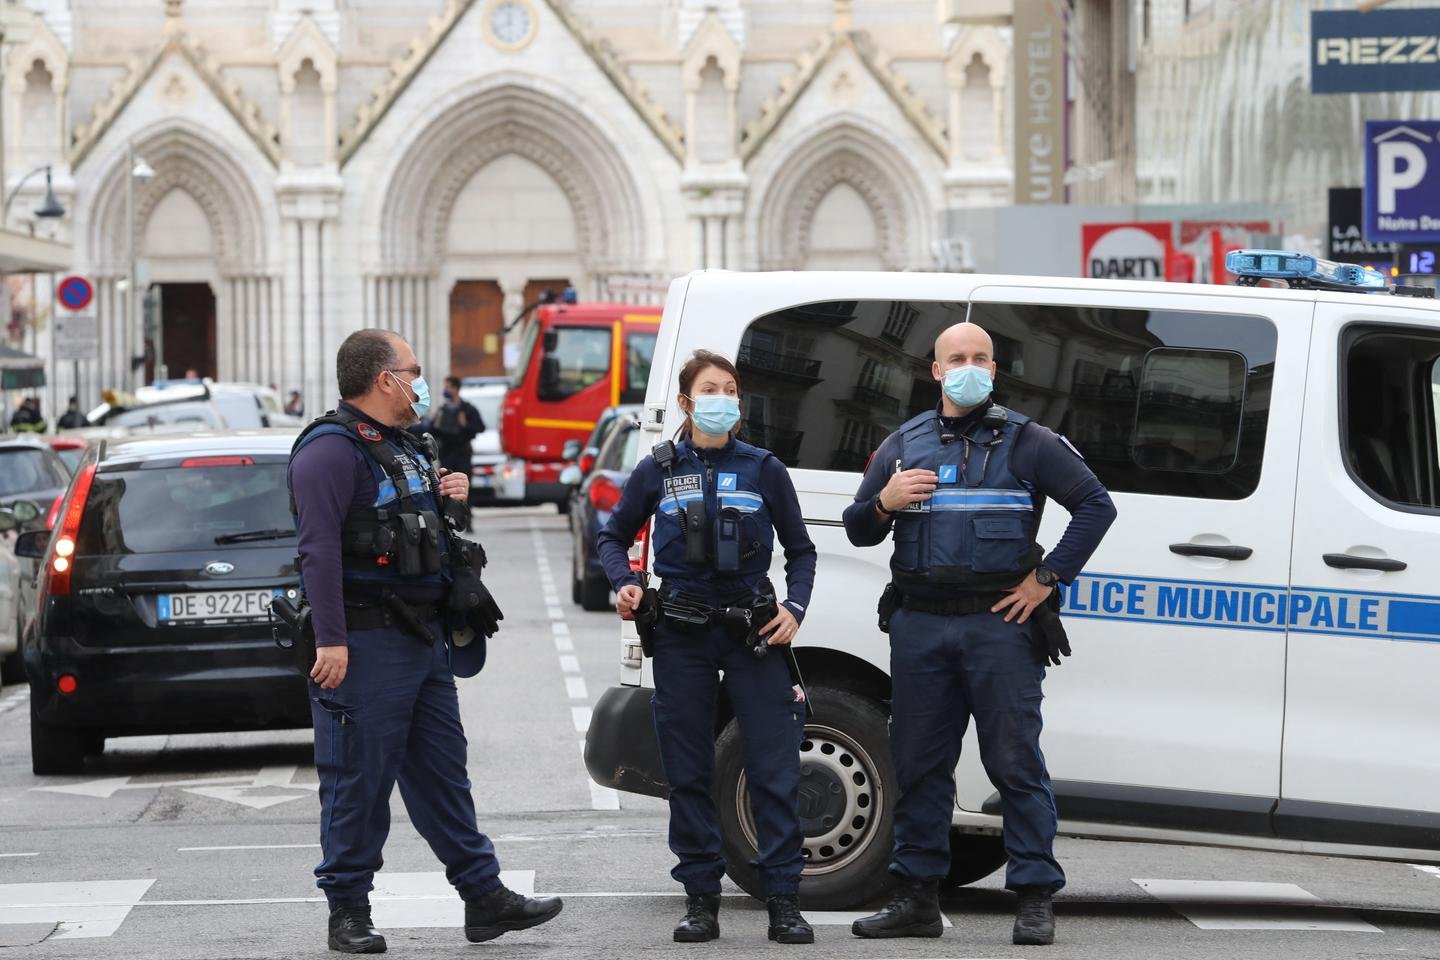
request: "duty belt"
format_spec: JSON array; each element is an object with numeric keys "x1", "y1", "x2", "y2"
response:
[
  {"x1": 342, "y1": 588, "x2": 441, "y2": 644},
  {"x1": 657, "y1": 586, "x2": 758, "y2": 627},
  {"x1": 897, "y1": 590, "x2": 1007, "y2": 616}
]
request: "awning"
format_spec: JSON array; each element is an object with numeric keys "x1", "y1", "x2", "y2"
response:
[{"x1": 0, "y1": 228, "x2": 70, "y2": 274}]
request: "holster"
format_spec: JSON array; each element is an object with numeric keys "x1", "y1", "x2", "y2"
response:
[
  {"x1": 877, "y1": 583, "x2": 899, "y2": 634},
  {"x1": 633, "y1": 585, "x2": 661, "y2": 657},
  {"x1": 269, "y1": 595, "x2": 316, "y2": 675}
]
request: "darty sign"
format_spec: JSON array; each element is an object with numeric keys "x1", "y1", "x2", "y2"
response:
[{"x1": 1082, "y1": 223, "x2": 1170, "y2": 280}]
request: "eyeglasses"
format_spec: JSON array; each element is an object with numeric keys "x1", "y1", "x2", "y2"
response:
[{"x1": 387, "y1": 366, "x2": 422, "y2": 379}]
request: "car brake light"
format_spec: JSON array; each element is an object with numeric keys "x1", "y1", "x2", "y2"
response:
[
  {"x1": 629, "y1": 520, "x2": 651, "y2": 573},
  {"x1": 589, "y1": 475, "x2": 622, "y2": 512},
  {"x1": 48, "y1": 462, "x2": 96, "y2": 597},
  {"x1": 579, "y1": 451, "x2": 596, "y2": 475},
  {"x1": 181, "y1": 456, "x2": 253, "y2": 467},
  {"x1": 56, "y1": 674, "x2": 77, "y2": 695}
]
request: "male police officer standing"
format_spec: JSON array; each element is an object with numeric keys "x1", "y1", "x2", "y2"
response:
[
  {"x1": 843, "y1": 322, "x2": 1116, "y2": 947},
  {"x1": 289, "y1": 329, "x2": 561, "y2": 953}
]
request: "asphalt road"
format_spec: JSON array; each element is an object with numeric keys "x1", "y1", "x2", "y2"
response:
[{"x1": 3, "y1": 509, "x2": 1440, "y2": 959}]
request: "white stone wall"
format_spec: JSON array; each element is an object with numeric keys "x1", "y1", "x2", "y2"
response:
[{"x1": 8, "y1": 0, "x2": 1022, "y2": 416}]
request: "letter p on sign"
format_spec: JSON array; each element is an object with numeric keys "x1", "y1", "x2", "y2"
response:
[{"x1": 1379, "y1": 141, "x2": 1427, "y2": 214}]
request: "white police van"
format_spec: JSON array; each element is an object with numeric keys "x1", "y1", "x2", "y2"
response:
[{"x1": 583, "y1": 253, "x2": 1440, "y2": 909}]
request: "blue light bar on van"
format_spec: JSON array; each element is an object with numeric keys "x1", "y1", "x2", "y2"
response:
[{"x1": 1225, "y1": 249, "x2": 1387, "y2": 290}]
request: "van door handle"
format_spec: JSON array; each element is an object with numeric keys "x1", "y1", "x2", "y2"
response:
[
  {"x1": 1169, "y1": 543, "x2": 1253, "y2": 560},
  {"x1": 1322, "y1": 553, "x2": 1407, "y2": 572}
]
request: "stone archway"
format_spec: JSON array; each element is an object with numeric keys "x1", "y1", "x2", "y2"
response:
[
  {"x1": 369, "y1": 81, "x2": 648, "y2": 377},
  {"x1": 753, "y1": 120, "x2": 934, "y2": 272},
  {"x1": 84, "y1": 122, "x2": 275, "y2": 391}
]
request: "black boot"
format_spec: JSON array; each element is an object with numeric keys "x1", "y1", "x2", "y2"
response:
[
  {"x1": 1012, "y1": 887, "x2": 1055, "y2": 946},
  {"x1": 851, "y1": 878, "x2": 943, "y2": 939},
  {"x1": 464, "y1": 884, "x2": 564, "y2": 943},
  {"x1": 673, "y1": 894, "x2": 721, "y2": 943},
  {"x1": 328, "y1": 906, "x2": 386, "y2": 954},
  {"x1": 766, "y1": 894, "x2": 814, "y2": 944}
]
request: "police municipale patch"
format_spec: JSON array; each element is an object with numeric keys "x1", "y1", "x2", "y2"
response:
[{"x1": 357, "y1": 423, "x2": 382, "y2": 442}]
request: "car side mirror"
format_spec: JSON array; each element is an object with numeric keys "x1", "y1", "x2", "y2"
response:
[
  {"x1": 14, "y1": 529, "x2": 48, "y2": 559},
  {"x1": 538, "y1": 356, "x2": 563, "y2": 401},
  {"x1": 11, "y1": 500, "x2": 39, "y2": 523},
  {"x1": 559, "y1": 465, "x2": 582, "y2": 486},
  {"x1": 542, "y1": 329, "x2": 559, "y2": 354},
  {"x1": 562, "y1": 439, "x2": 582, "y2": 461}
]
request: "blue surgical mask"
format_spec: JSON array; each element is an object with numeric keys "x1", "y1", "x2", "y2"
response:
[
  {"x1": 687, "y1": 394, "x2": 741, "y2": 436},
  {"x1": 391, "y1": 372, "x2": 431, "y2": 419},
  {"x1": 942, "y1": 364, "x2": 993, "y2": 408}
]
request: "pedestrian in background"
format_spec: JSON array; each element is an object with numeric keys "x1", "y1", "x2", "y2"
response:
[
  {"x1": 58, "y1": 396, "x2": 87, "y2": 429},
  {"x1": 430, "y1": 376, "x2": 483, "y2": 531},
  {"x1": 285, "y1": 388, "x2": 305, "y2": 419},
  {"x1": 596, "y1": 349, "x2": 817, "y2": 946},
  {"x1": 10, "y1": 397, "x2": 46, "y2": 433},
  {"x1": 843, "y1": 322, "x2": 1117, "y2": 947},
  {"x1": 288, "y1": 329, "x2": 561, "y2": 953}
]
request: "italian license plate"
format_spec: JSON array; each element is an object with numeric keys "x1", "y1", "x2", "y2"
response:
[{"x1": 158, "y1": 589, "x2": 281, "y2": 623}]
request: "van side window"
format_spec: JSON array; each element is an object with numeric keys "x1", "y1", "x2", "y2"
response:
[
  {"x1": 1342, "y1": 325, "x2": 1440, "y2": 510},
  {"x1": 740, "y1": 299, "x2": 1275, "y2": 500}
]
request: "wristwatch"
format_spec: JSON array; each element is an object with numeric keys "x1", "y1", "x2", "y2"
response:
[
  {"x1": 1033, "y1": 566, "x2": 1058, "y2": 587},
  {"x1": 874, "y1": 495, "x2": 895, "y2": 517}
]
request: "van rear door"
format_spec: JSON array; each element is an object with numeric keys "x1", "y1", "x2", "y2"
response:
[{"x1": 1281, "y1": 298, "x2": 1440, "y2": 849}]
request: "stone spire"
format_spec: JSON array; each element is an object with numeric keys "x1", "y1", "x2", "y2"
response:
[
  {"x1": 833, "y1": 0, "x2": 853, "y2": 31},
  {"x1": 164, "y1": 0, "x2": 184, "y2": 35}
]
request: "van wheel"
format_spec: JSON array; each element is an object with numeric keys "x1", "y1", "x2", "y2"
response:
[
  {"x1": 944, "y1": 829, "x2": 1007, "y2": 887},
  {"x1": 30, "y1": 700, "x2": 90, "y2": 775},
  {"x1": 717, "y1": 685, "x2": 895, "y2": 911}
]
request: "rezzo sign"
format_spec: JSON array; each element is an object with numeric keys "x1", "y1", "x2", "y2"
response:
[{"x1": 1365, "y1": 121, "x2": 1440, "y2": 243}]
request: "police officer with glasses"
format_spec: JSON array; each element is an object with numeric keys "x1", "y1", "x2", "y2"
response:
[
  {"x1": 843, "y1": 322, "x2": 1116, "y2": 947},
  {"x1": 289, "y1": 329, "x2": 560, "y2": 953},
  {"x1": 596, "y1": 349, "x2": 818, "y2": 945}
]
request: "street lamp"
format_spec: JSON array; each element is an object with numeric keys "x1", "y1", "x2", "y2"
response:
[
  {"x1": 2, "y1": 164, "x2": 65, "y2": 222},
  {"x1": 125, "y1": 142, "x2": 154, "y2": 389}
]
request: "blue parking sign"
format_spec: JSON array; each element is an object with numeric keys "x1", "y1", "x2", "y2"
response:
[{"x1": 1365, "y1": 121, "x2": 1440, "y2": 243}]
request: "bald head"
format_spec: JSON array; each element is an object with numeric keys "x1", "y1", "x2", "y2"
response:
[{"x1": 933, "y1": 322, "x2": 994, "y2": 367}]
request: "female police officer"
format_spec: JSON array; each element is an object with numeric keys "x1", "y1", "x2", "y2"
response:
[{"x1": 596, "y1": 350, "x2": 818, "y2": 945}]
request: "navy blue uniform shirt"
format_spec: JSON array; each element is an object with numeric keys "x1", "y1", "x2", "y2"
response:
[
  {"x1": 289, "y1": 401, "x2": 399, "y2": 648},
  {"x1": 596, "y1": 438, "x2": 818, "y2": 621},
  {"x1": 842, "y1": 401, "x2": 1117, "y2": 583}
]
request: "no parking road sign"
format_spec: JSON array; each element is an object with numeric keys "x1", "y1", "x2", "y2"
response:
[{"x1": 57, "y1": 275, "x2": 93, "y2": 312}]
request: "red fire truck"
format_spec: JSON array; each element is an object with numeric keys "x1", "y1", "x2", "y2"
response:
[{"x1": 500, "y1": 302, "x2": 662, "y2": 506}]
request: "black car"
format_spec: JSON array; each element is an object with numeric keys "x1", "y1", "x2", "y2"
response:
[
  {"x1": 567, "y1": 411, "x2": 641, "y2": 610},
  {"x1": 20, "y1": 430, "x2": 306, "y2": 774}
]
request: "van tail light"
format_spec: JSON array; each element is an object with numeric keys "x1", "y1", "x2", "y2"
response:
[
  {"x1": 47, "y1": 463, "x2": 96, "y2": 597},
  {"x1": 588, "y1": 475, "x2": 622, "y2": 512},
  {"x1": 629, "y1": 520, "x2": 651, "y2": 574}
]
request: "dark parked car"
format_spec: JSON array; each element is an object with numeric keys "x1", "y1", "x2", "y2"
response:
[
  {"x1": 20, "y1": 430, "x2": 306, "y2": 774},
  {"x1": 0, "y1": 437, "x2": 72, "y2": 684},
  {"x1": 567, "y1": 410, "x2": 641, "y2": 611}
]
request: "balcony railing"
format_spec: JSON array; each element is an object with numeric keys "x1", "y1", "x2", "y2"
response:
[
  {"x1": 745, "y1": 423, "x2": 804, "y2": 462},
  {"x1": 737, "y1": 344, "x2": 822, "y2": 381}
]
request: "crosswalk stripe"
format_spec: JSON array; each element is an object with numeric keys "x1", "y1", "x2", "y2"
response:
[
  {"x1": 1132, "y1": 879, "x2": 1381, "y2": 932},
  {"x1": 370, "y1": 870, "x2": 535, "y2": 929},
  {"x1": 0, "y1": 879, "x2": 155, "y2": 940}
]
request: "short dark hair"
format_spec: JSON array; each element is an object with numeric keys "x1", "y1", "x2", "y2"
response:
[
  {"x1": 445, "y1": 375, "x2": 461, "y2": 391},
  {"x1": 337, "y1": 329, "x2": 399, "y2": 400}
]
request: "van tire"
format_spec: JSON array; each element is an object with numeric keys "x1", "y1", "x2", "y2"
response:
[
  {"x1": 716, "y1": 685, "x2": 896, "y2": 911},
  {"x1": 30, "y1": 700, "x2": 89, "y2": 775},
  {"x1": 944, "y1": 829, "x2": 1007, "y2": 887}
]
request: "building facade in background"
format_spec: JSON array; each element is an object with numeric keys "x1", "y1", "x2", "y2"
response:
[{"x1": 3, "y1": 0, "x2": 1037, "y2": 411}]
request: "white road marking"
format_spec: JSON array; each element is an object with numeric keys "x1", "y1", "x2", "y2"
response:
[
  {"x1": 1412, "y1": 864, "x2": 1440, "y2": 877},
  {"x1": 546, "y1": 605, "x2": 565, "y2": 620},
  {"x1": 551, "y1": 621, "x2": 569, "y2": 635},
  {"x1": 565, "y1": 676, "x2": 589, "y2": 700},
  {"x1": 581, "y1": 742, "x2": 621, "y2": 811},
  {"x1": 0, "y1": 879, "x2": 155, "y2": 939},
  {"x1": 0, "y1": 853, "x2": 38, "y2": 859},
  {"x1": 1132, "y1": 879, "x2": 1381, "y2": 932},
  {"x1": 370, "y1": 870, "x2": 535, "y2": 929},
  {"x1": 553, "y1": 633, "x2": 574, "y2": 653},
  {"x1": 571, "y1": 706, "x2": 592, "y2": 733},
  {"x1": 34, "y1": 766, "x2": 316, "y2": 809},
  {"x1": 178, "y1": 844, "x2": 321, "y2": 852},
  {"x1": 558, "y1": 654, "x2": 580, "y2": 674}
]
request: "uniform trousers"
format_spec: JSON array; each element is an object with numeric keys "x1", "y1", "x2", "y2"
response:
[
  {"x1": 650, "y1": 620, "x2": 806, "y2": 896},
  {"x1": 310, "y1": 623, "x2": 502, "y2": 908},
  {"x1": 887, "y1": 606, "x2": 1065, "y2": 891}
]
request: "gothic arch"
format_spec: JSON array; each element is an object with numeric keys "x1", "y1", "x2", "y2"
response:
[
  {"x1": 375, "y1": 80, "x2": 647, "y2": 276},
  {"x1": 752, "y1": 119, "x2": 934, "y2": 271},
  {"x1": 85, "y1": 121, "x2": 269, "y2": 275}
]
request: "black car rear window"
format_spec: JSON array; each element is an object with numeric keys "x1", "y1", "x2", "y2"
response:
[
  {"x1": 76, "y1": 462, "x2": 295, "y2": 555},
  {"x1": 0, "y1": 448, "x2": 66, "y2": 495}
]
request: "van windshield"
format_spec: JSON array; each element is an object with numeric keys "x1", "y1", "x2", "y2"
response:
[{"x1": 510, "y1": 323, "x2": 542, "y2": 390}]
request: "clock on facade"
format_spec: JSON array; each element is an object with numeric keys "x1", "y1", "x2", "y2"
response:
[{"x1": 485, "y1": 0, "x2": 537, "y2": 50}]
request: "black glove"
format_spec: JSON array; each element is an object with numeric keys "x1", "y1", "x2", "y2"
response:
[{"x1": 1030, "y1": 591, "x2": 1071, "y2": 667}]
